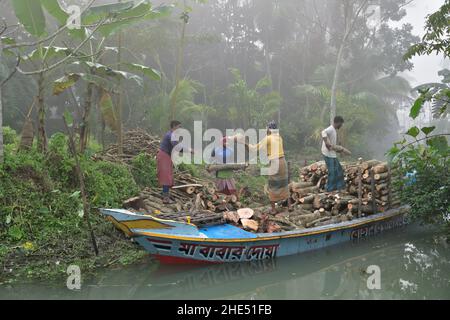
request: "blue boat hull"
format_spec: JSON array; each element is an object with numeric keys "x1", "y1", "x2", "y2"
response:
[{"x1": 100, "y1": 207, "x2": 409, "y2": 264}]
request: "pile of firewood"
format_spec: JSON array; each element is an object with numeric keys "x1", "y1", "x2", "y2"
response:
[
  {"x1": 282, "y1": 159, "x2": 402, "y2": 230},
  {"x1": 93, "y1": 129, "x2": 161, "y2": 164},
  {"x1": 123, "y1": 174, "x2": 249, "y2": 220}
]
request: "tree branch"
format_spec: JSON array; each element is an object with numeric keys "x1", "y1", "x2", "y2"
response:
[
  {"x1": 3, "y1": 0, "x2": 96, "y2": 50},
  {"x1": 16, "y1": 18, "x2": 107, "y2": 76}
]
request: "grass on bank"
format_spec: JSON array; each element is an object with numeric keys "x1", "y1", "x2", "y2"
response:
[{"x1": 0, "y1": 128, "x2": 152, "y2": 284}]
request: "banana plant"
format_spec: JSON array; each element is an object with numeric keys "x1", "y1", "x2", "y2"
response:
[
  {"x1": 52, "y1": 53, "x2": 163, "y2": 152},
  {"x1": 63, "y1": 0, "x2": 170, "y2": 152},
  {"x1": 7, "y1": 0, "x2": 171, "y2": 152}
]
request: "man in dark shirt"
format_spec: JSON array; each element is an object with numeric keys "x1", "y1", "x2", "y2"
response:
[{"x1": 157, "y1": 120, "x2": 182, "y2": 204}]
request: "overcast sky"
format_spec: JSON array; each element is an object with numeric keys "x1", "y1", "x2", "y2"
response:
[{"x1": 400, "y1": 0, "x2": 448, "y2": 86}]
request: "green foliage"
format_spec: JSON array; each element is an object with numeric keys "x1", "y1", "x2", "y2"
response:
[
  {"x1": 46, "y1": 132, "x2": 73, "y2": 174},
  {"x1": 2, "y1": 127, "x2": 18, "y2": 145},
  {"x1": 389, "y1": 96, "x2": 450, "y2": 233},
  {"x1": 177, "y1": 162, "x2": 202, "y2": 177},
  {"x1": 0, "y1": 136, "x2": 142, "y2": 281},
  {"x1": 131, "y1": 153, "x2": 158, "y2": 188},
  {"x1": 11, "y1": 0, "x2": 46, "y2": 37},
  {"x1": 411, "y1": 70, "x2": 450, "y2": 118},
  {"x1": 228, "y1": 68, "x2": 282, "y2": 129},
  {"x1": 83, "y1": 160, "x2": 138, "y2": 208},
  {"x1": 404, "y1": 0, "x2": 450, "y2": 59},
  {"x1": 389, "y1": 139, "x2": 449, "y2": 228}
]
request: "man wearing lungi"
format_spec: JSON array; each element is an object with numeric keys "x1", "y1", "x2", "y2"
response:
[
  {"x1": 322, "y1": 116, "x2": 346, "y2": 192},
  {"x1": 210, "y1": 136, "x2": 238, "y2": 195},
  {"x1": 157, "y1": 120, "x2": 182, "y2": 204},
  {"x1": 240, "y1": 121, "x2": 292, "y2": 214}
]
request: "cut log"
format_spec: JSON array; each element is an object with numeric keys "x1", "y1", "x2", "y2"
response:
[
  {"x1": 223, "y1": 211, "x2": 240, "y2": 224},
  {"x1": 306, "y1": 217, "x2": 332, "y2": 228},
  {"x1": 237, "y1": 208, "x2": 254, "y2": 219},
  {"x1": 228, "y1": 194, "x2": 238, "y2": 203},
  {"x1": 172, "y1": 184, "x2": 203, "y2": 190},
  {"x1": 241, "y1": 219, "x2": 259, "y2": 232},
  {"x1": 294, "y1": 211, "x2": 321, "y2": 225},
  {"x1": 207, "y1": 163, "x2": 248, "y2": 172},
  {"x1": 332, "y1": 145, "x2": 352, "y2": 155},
  {"x1": 298, "y1": 204, "x2": 313, "y2": 211},
  {"x1": 300, "y1": 195, "x2": 315, "y2": 204},
  {"x1": 295, "y1": 186, "x2": 319, "y2": 195},
  {"x1": 123, "y1": 196, "x2": 145, "y2": 210},
  {"x1": 373, "y1": 163, "x2": 388, "y2": 174},
  {"x1": 313, "y1": 193, "x2": 328, "y2": 209},
  {"x1": 362, "y1": 160, "x2": 382, "y2": 170},
  {"x1": 290, "y1": 182, "x2": 314, "y2": 190},
  {"x1": 374, "y1": 172, "x2": 389, "y2": 181},
  {"x1": 267, "y1": 221, "x2": 282, "y2": 233}
]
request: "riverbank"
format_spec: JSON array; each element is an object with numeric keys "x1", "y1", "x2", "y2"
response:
[
  {"x1": 0, "y1": 130, "x2": 150, "y2": 283},
  {"x1": 0, "y1": 129, "x2": 270, "y2": 283}
]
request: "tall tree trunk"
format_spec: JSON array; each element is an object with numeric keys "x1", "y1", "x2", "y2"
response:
[
  {"x1": 117, "y1": 31, "x2": 124, "y2": 154},
  {"x1": 80, "y1": 82, "x2": 94, "y2": 152},
  {"x1": 329, "y1": 0, "x2": 367, "y2": 124},
  {"x1": 170, "y1": 4, "x2": 188, "y2": 121},
  {"x1": 37, "y1": 72, "x2": 47, "y2": 152},
  {"x1": 277, "y1": 58, "x2": 282, "y2": 126},
  {"x1": 115, "y1": 0, "x2": 124, "y2": 154},
  {"x1": 63, "y1": 115, "x2": 99, "y2": 256},
  {"x1": 329, "y1": 41, "x2": 345, "y2": 124}
]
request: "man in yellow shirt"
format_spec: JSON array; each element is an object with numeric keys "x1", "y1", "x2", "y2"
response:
[{"x1": 242, "y1": 121, "x2": 291, "y2": 214}]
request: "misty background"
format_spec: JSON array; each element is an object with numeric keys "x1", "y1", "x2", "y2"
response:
[{"x1": 1, "y1": 0, "x2": 449, "y2": 160}]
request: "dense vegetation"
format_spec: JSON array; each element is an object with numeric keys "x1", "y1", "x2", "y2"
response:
[
  {"x1": 390, "y1": 0, "x2": 450, "y2": 235},
  {"x1": 0, "y1": 130, "x2": 147, "y2": 282}
]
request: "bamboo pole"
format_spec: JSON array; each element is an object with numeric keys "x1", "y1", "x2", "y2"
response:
[
  {"x1": 370, "y1": 169, "x2": 376, "y2": 214},
  {"x1": 387, "y1": 165, "x2": 392, "y2": 209},
  {"x1": 357, "y1": 158, "x2": 363, "y2": 218},
  {"x1": 63, "y1": 115, "x2": 99, "y2": 256}
]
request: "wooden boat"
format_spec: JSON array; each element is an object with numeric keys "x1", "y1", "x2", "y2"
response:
[{"x1": 100, "y1": 206, "x2": 410, "y2": 264}]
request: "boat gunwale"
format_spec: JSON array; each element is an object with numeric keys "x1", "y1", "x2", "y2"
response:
[{"x1": 132, "y1": 206, "x2": 410, "y2": 243}]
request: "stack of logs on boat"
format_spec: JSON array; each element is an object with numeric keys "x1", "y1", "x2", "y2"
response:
[{"x1": 285, "y1": 159, "x2": 402, "y2": 229}]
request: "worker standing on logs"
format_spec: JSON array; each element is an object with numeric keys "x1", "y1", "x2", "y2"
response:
[
  {"x1": 157, "y1": 120, "x2": 182, "y2": 204},
  {"x1": 321, "y1": 116, "x2": 349, "y2": 192},
  {"x1": 239, "y1": 121, "x2": 292, "y2": 214},
  {"x1": 210, "y1": 136, "x2": 238, "y2": 196}
]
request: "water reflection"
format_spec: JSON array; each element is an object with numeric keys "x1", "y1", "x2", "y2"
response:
[{"x1": 1, "y1": 226, "x2": 449, "y2": 300}]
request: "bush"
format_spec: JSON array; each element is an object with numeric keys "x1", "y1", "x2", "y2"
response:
[
  {"x1": 391, "y1": 141, "x2": 450, "y2": 229},
  {"x1": 2, "y1": 126, "x2": 18, "y2": 145},
  {"x1": 46, "y1": 133, "x2": 76, "y2": 187},
  {"x1": 83, "y1": 160, "x2": 139, "y2": 208},
  {"x1": 0, "y1": 140, "x2": 144, "y2": 282},
  {"x1": 131, "y1": 153, "x2": 158, "y2": 188}
]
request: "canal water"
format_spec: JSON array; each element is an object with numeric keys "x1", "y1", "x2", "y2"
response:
[{"x1": 1, "y1": 225, "x2": 450, "y2": 300}]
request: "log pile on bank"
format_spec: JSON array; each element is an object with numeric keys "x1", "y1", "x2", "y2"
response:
[{"x1": 93, "y1": 129, "x2": 161, "y2": 165}]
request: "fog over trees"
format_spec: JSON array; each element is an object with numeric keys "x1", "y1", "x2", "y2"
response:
[{"x1": 0, "y1": 0, "x2": 444, "y2": 160}]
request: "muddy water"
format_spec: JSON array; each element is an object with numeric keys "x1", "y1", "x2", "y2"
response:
[{"x1": 1, "y1": 225, "x2": 450, "y2": 300}]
